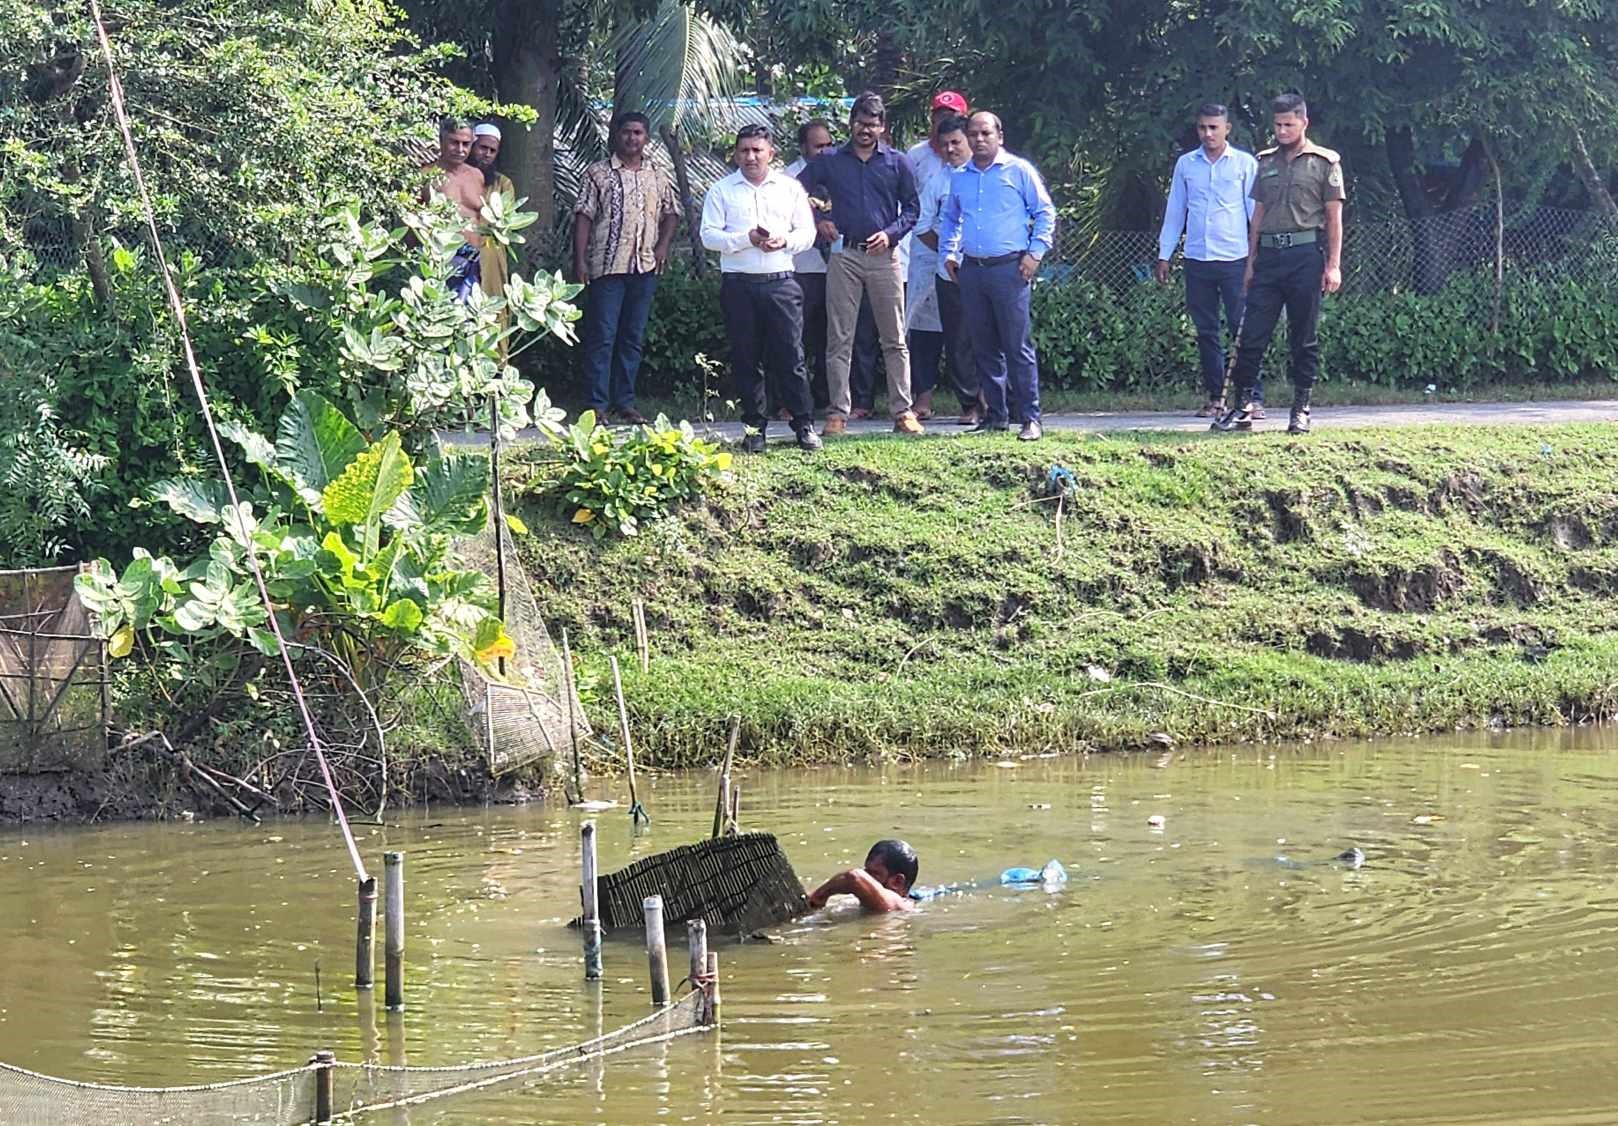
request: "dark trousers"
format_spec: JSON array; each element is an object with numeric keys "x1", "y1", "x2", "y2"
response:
[
  {"x1": 911, "y1": 278, "x2": 980, "y2": 408},
  {"x1": 797, "y1": 272, "x2": 830, "y2": 409},
  {"x1": 1184, "y1": 258, "x2": 1250, "y2": 401},
  {"x1": 1230, "y1": 243, "x2": 1324, "y2": 400},
  {"x1": 582, "y1": 272, "x2": 659, "y2": 414},
  {"x1": 959, "y1": 259, "x2": 1040, "y2": 424},
  {"x1": 851, "y1": 296, "x2": 879, "y2": 411},
  {"x1": 720, "y1": 273, "x2": 814, "y2": 432}
]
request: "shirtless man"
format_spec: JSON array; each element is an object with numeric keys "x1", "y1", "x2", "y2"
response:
[
  {"x1": 806, "y1": 839, "x2": 919, "y2": 913},
  {"x1": 422, "y1": 116, "x2": 487, "y2": 298}
]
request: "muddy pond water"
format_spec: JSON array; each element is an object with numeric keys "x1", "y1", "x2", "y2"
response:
[{"x1": 3, "y1": 730, "x2": 1618, "y2": 1124}]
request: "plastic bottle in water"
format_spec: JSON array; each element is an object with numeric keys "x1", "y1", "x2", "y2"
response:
[{"x1": 1000, "y1": 859, "x2": 1068, "y2": 889}]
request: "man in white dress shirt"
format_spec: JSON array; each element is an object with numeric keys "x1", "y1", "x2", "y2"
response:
[
  {"x1": 701, "y1": 123, "x2": 824, "y2": 453},
  {"x1": 1155, "y1": 102, "x2": 1260, "y2": 417}
]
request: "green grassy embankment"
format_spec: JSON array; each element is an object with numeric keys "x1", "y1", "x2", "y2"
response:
[{"x1": 515, "y1": 424, "x2": 1618, "y2": 767}]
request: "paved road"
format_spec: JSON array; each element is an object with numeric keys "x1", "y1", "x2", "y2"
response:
[
  {"x1": 465, "y1": 398, "x2": 1618, "y2": 447},
  {"x1": 751, "y1": 398, "x2": 1618, "y2": 441}
]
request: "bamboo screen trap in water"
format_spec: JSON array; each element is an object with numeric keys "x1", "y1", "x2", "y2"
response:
[
  {"x1": 581, "y1": 832, "x2": 812, "y2": 938},
  {"x1": 0, "y1": 987, "x2": 710, "y2": 1124},
  {"x1": 455, "y1": 521, "x2": 590, "y2": 776}
]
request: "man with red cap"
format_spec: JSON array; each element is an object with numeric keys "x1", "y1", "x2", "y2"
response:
[{"x1": 906, "y1": 90, "x2": 976, "y2": 421}]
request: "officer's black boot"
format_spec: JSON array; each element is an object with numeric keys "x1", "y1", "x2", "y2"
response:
[
  {"x1": 1287, "y1": 390, "x2": 1312, "y2": 435},
  {"x1": 1211, "y1": 392, "x2": 1256, "y2": 433}
]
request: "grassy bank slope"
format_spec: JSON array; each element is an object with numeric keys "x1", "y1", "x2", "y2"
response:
[{"x1": 517, "y1": 424, "x2": 1618, "y2": 766}]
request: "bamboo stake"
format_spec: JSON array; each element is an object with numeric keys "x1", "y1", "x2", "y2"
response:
[
  {"x1": 562, "y1": 627, "x2": 582, "y2": 802},
  {"x1": 705, "y1": 950, "x2": 721, "y2": 1028},
  {"x1": 313, "y1": 1050, "x2": 335, "y2": 1123},
  {"x1": 728, "y1": 782, "x2": 741, "y2": 836},
  {"x1": 712, "y1": 715, "x2": 740, "y2": 839},
  {"x1": 383, "y1": 851, "x2": 405, "y2": 1011},
  {"x1": 643, "y1": 895, "x2": 670, "y2": 1007},
  {"x1": 687, "y1": 919, "x2": 708, "y2": 1011},
  {"x1": 581, "y1": 820, "x2": 602, "y2": 980},
  {"x1": 610, "y1": 655, "x2": 648, "y2": 825},
  {"x1": 633, "y1": 599, "x2": 650, "y2": 673},
  {"x1": 354, "y1": 876, "x2": 376, "y2": 990}
]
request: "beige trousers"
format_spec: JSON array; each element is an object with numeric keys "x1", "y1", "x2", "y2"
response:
[{"x1": 824, "y1": 247, "x2": 912, "y2": 418}]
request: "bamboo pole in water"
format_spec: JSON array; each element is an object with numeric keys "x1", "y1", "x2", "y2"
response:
[
  {"x1": 705, "y1": 951, "x2": 721, "y2": 1028},
  {"x1": 354, "y1": 876, "x2": 377, "y2": 990},
  {"x1": 313, "y1": 1049, "x2": 335, "y2": 1122},
  {"x1": 687, "y1": 919, "x2": 708, "y2": 1020},
  {"x1": 643, "y1": 894, "x2": 670, "y2": 1006},
  {"x1": 712, "y1": 715, "x2": 740, "y2": 839},
  {"x1": 633, "y1": 598, "x2": 649, "y2": 673},
  {"x1": 383, "y1": 851, "x2": 405, "y2": 1011},
  {"x1": 610, "y1": 656, "x2": 648, "y2": 824},
  {"x1": 581, "y1": 821, "x2": 602, "y2": 980},
  {"x1": 729, "y1": 782, "x2": 741, "y2": 835}
]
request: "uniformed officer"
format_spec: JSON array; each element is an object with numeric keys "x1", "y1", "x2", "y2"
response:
[{"x1": 1212, "y1": 93, "x2": 1345, "y2": 435}]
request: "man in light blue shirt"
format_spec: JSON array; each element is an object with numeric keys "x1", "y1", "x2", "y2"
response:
[
  {"x1": 939, "y1": 111, "x2": 1057, "y2": 441},
  {"x1": 1156, "y1": 103, "x2": 1260, "y2": 416}
]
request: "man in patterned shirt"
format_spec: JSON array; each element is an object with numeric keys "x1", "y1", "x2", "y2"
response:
[{"x1": 572, "y1": 111, "x2": 680, "y2": 425}]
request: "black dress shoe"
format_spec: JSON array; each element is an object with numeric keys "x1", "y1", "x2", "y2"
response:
[
  {"x1": 795, "y1": 426, "x2": 823, "y2": 452},
  {"x1": 1287, "y1": 405, "x2": 1312, "y2": 434},
  {"x1": 741, "y1": 432, "x2": 767, "y2": 454},
  {"x1": 968, "y1": 417, "x2": 1011, "y2": 434}
]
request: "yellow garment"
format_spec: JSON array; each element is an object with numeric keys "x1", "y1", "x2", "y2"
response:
[{"x1": 482, "y1": 173, "x2": 515, "y2": 362}]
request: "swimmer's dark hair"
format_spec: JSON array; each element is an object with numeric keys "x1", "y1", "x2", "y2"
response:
[{"x1": 866, "y1": 839, "x2": 918, "y2": 891}]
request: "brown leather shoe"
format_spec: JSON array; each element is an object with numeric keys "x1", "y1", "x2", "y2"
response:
[
  {"x1": 821, "y1": 415, "x2": 848, "y2": 437},
  {"x1": 1195, "y1": 398, "x2": 1224, "y2": 418},
  {"x1": 958, "y1": 407, "x2": 980, "y2": 426},
  {"x1": 893, "y1": 411, "x2": 925, "y2": 435},
  {"x1": 615, "y1": 408, "x2": 649, "y2": 425}
]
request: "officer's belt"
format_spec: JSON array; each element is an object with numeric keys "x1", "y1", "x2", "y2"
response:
[{"x1": 1259, "y1": 230, "x2": 1318, "y2": 249}]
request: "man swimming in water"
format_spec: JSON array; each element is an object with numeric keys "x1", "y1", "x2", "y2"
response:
[{"x1": 806, "y1": 839, "x2": 918, "y2": 913}]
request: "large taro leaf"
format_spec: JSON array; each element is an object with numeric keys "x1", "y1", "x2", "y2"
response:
[
  {"x1": 276, "y1": 390, "x2": 367, "y2": 508},
  {"x1": 385, "y1": 450, "x2": 489, "y2": 538},
  {"x1": 323, "y1": 431, "x2": 414, "y2": 556},
  {"x1": 150, "y1": 477, "x2": 231, "y2": 525}
]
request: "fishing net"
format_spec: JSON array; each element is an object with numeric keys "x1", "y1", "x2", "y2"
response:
[
  {"x1": 0, "y1": 565, "x2": 109, "y2": 773},
  {"x1": 0, "y1": 1060, "x2": 318, "y2": 1125},
  {"x1": 333, "y1": 987, "x2": 709, "y2": 1118},
  {"x1": 582, "y1": 832, "x2": 810, "y2": 938},
  {"x1": 454, "y1": 520, "x2": 589, "y2": 776},
  {"x1": 0, "y1": 987, "x2": 710, "y2": 1124}
]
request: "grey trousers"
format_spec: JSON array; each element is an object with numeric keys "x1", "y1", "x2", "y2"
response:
[{"x1": 824, "y1": 247, "x2": 912, "y2": 418}]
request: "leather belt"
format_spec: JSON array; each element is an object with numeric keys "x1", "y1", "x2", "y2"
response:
[
  {"x1": 722, "y1": 271, "x2": 794, "y2": 282},
  {"x1": 1259, "y1": 230, "x2": 1318, "y2": 249},
  {"x1": 962, "y1": 251, "x2": 1024, "y2": 268}
]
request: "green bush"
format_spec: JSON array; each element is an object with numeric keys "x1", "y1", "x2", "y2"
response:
[{"x1": 556, "y1": 411, "x2": 732, "y2": 538}]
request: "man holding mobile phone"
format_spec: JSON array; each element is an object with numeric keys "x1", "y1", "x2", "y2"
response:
[{"x1": 797, "y1": 91, "x2": 924, "y2": 436}]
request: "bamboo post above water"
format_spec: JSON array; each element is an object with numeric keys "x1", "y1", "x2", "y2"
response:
[
  {"x1": 581, "y1": 820, "x2": 602, "y2": 980},
  {"x1": 610, "y1": 655, "x2": 649, "y2": 825},
  {"x1": 643, "y1": 894, "x2": 670, "y2": 1007},
  {"x1": 354, "y1": 876, "x2": 377, "y2": 990},
  {"x1": 383, "y1": 851, "x2": 405, "y2": 1011}
]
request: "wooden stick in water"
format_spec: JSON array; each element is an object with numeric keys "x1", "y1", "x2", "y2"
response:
[
  {"x1": 729, "y1": 782, "x2": 741, "y2": 835},
  {"x1": 712, "y1": 715, "x2": 740, "y2": 839},
  {"x1": 643, "y1": 894, "x2": 670, "y2": 1006},
  {"x1": 687, "y1": 919, "x2": 708, "y2": 1008},
  {"x1": 383, "y1": 851, "x2": 405, "y2": 1011},
  {"x1": 610, "y1": 656, "x2": 648, "y2": 824},
  {"x1": 355, "y1": 876, "x2": 376, "y2": 990},
  {"x1": 705, "y1": 950, "x2": 721, "y2": 1028},
  {"x1": 633, "y1": 599, "x2": 650, "y2": 673},
  {"x1": 581, "y1": 820, "x2": 602, "y2": 980}
]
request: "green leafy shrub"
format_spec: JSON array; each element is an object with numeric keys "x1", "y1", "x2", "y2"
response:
[
  {"x1": 557, "y1": 411, "x2": 732, "y2": 538},
  {"x1": 76, "y1": 391, "x2": 513, "y2": 698}
]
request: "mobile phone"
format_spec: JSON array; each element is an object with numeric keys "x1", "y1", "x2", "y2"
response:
[{"x1": 752, "y1": 226, "x2": 770, "y2": 239}]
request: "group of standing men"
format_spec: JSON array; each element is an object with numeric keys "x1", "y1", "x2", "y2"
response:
[
  {"x1": 696, "y1": 90, "x2": 1058, "y2": 449},
  {"x1": 432, "y1": 88, "x2": 1345, "y2": 444}
]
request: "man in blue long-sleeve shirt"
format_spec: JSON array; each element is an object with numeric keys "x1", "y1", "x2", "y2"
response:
[
  {"x1": 1156, "y1": 103, "x2": 1260, "y2": 417},
  {"x1": 940, "y1": 111, "x2": 1056, "y2": 441},
  {"x1": 798, "y1": 91, "x2": 925, "y2": 436}
]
